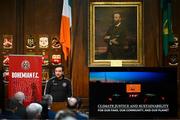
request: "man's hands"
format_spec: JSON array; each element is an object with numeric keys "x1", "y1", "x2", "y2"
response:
[
  {"x1": 104, "y1": 36, "x2": 119, "y2": 45},
  {"x1": 110, "y1": 38, "x2": 119, "y2": 45}
]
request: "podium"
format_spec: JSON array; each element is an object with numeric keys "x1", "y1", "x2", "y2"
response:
[{"x1": 51, "y1": 102, "x2": 67, "y2": 112}]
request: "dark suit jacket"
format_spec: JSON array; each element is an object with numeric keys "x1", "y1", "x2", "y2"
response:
[
  {"x1": 105, "y1": 23, "x2": 127, "y2": 45},
  {"x1": 105, "y1": 23, "x2": 128, "y2": 59},
  {"x1": 15, "y1": 102, "x2": 27, "y2": 119}
]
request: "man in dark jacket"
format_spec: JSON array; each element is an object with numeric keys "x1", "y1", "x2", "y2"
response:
[
  {"x1": 14, "y1": 91, "x2": 27, "y2": 119},
  {"x1": 104, "y1": 12, "x2": 128, "y2": 59},
  {"x1": 44, "y1": 65, "x2": 72, "y2": 102}
]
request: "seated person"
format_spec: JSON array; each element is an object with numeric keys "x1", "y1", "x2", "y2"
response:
[
  {"x1": 0, "y1": 98, "x2": 20, "y2": 119},
  {"x1": 41, "y1": 94, "x2": 56, "y2": 119},
  {"x1": 14, "y1": 91, "x2": 27, "y2": 119},
  {"x1": 26, "y1": 103, "x2": 42, "y2": 119},
  {"x1": 67, "y1": 97, "x2": 88, "y2": 120},
  {"x1": 55, "y1": 110, "x2": 77, "y2": 120}
]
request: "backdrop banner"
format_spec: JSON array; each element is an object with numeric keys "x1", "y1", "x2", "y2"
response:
[{"x1": 8, "y1": 55, "x2": 42, "y2": 106}]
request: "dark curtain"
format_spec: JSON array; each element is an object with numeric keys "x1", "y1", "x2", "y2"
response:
[{"x1": 71, "y1": 0, "x2": 89, "y2": 97}]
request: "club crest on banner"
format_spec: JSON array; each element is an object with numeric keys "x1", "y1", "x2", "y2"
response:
[{"x1": 21, "y1": 60, "x2": 30, "y2": 70}]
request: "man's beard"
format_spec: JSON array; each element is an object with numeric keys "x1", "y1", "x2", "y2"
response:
[{"x1": 114, "y1": 20, "x2": 120, "y2": 25}]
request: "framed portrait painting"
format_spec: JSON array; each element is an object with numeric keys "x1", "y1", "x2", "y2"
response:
[{"x1": 89, "y1": 2, "x2": 144, "y2": 67}]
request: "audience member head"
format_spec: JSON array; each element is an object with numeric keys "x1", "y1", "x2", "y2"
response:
[
  {"x1": 67, "y1": 97, "x2": 78, "y2": 109},
  {"x1": 26, "y1": 103, "x2": 42, "y2": 119},
  {"x1": 14, "y1": 91, "x2": 25, "y2": 104},
  {"x1": 55, "y1": 110, "x2": 77, "y2": 120},
  {"x1": 42, "y1": 94, "x2": 53, "y2": 106},
  {"x1": 67, "y1": 97, "x2": 82, "y2": 110},
  {"x1": 6, "y1": 98, "x2": 19, "y2": 112}
]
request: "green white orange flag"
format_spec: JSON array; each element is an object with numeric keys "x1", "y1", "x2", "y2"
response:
[{"x1": 60, "y1": 0, "x2": 72, "y2": 60}]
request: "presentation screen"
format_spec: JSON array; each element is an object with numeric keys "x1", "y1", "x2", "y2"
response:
[{"x1": 89, "y1": 67, "x2": 177, "y2": 119}]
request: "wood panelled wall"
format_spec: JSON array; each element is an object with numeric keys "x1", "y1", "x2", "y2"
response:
[
  {"x1": 24, "y1": 0, "x2": 62, "y2": 34},
  {"x1": 0, "y1": 0, "x2": 180, "y2": 116},
  {"x1": 0, "y1": 0, "x2": 16, "y2": 62},
  {"x1": 0, "y1": 0, "x2": 63, "y2": 66}
]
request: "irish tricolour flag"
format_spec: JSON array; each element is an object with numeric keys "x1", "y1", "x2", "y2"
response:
[{"x1": 60, "y1": 0, "x2": 72, "y2": 61}]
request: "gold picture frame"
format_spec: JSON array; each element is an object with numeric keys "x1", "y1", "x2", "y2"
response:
[{"x1": 89, "y1": 2, "x2": 144, "y2": 67}]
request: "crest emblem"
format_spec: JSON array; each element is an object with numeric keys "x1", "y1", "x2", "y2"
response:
[
  {"x1": 21, "y1": 60, "x2": 30, "y2": 70},
  {"x1": 62, "y1": 82, "x2": 67, "y2": 87},
  {"x1": 51, "y1": 37, "x2": 61, "y2": 48},
  {"x1": 26, "y1": 36, "x2": 36, "y2": 49},
  {"x1": 39, "y1": 37, "x2": 49, "y2": 48},
  {"x1": 3, "y1": 35, "x2": 13, "y2": 49}
]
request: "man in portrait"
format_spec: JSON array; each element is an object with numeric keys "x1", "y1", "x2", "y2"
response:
[{"x1": 104, "y1": 12, "x2": 129, "y2": 59}]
